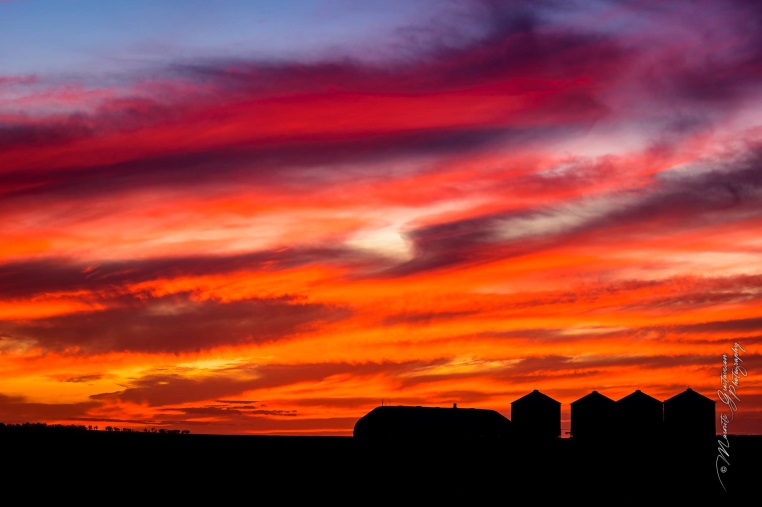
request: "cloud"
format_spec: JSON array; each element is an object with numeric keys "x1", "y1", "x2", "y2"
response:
[
  {"x1": 0, "y1": 393, "x2": 101, "y2": 424},
  {"x1": 0, "y1": 0, "x2": 626, "y2": 207},
  {"x1": 380, "y1": 138, "x2": 762, "y2": 276},
  {"x1": 0, "y1": 74, "x2": 38, "y2": 86},
  {"x1": 0, "y1": 247, "x2": 388, "y2": 300},
  {"x1": 0, "y1": 292, "x2": 351, "y2": 353},
  {"x1": 663, "y1": 316, "x2": 762, "y2": 335},
  {"x1": 91, "y1": 360, "x2": 423, "y2": 408},
  {"x1": 0, "y1": 125, "x2": 518, "y2": 204},
  {"x1": 382, "y1": 309, "x2": 479, "y2": 326},
  {"x1": 632, "y1": 1, "x2": 762, "y2": 105}
]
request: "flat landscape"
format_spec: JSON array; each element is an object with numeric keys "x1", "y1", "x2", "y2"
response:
[{"x1": 3, "y1": 426, "x2": 758, "y2": 501}]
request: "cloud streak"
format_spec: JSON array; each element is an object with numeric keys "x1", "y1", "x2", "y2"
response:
[{"x1": 0, "y1": 292, "x2": 350, "y2": 353}]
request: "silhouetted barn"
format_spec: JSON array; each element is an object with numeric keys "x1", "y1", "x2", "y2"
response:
[
  {"x1": 353, "y1": 405, "x2": 512, "y2": 446},
  {"x1": 616, "y1": 389, "x2": 663, "y2": 438},
  {"x1": 510, "y1": 390, "x2": 561, "y2": 440},
  {"x1": 663, "y1": 388, "x2": 716, "y2": 441},
  {"x1": 570, "y1": 390, "x2": 616, "y2": 441}
]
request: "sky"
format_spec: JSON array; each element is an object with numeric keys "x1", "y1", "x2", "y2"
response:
[{"x1": 1, "y1": 0, "x2": 760, "y2": 437}]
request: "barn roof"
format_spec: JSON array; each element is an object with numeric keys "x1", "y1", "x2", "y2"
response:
[
  {"x1": 571, "y1": 390, "x2": 616, "y2": 408},
  {"x1": 616, "y1": 389, "x2": 662, "y2": 407},
  {"x1": 353, "y1": 404, "x2": 512, "y2": 439},
  {"x1": 664, "y1": 388, "x2": 715, "y2": 406},
  {"x1": 511, "y1": 389, "x2": 561, "y2": 407}
]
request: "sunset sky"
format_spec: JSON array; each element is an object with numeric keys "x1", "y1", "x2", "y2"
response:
[{"x1": 1, "y1": 0, "x2": 760, "y2": 437}]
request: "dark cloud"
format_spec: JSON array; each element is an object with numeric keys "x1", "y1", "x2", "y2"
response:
[
  {"x1": 0, "y1": 119, "x2": 94, "y2": 150},
  {"x1": 92, "y1": 360, "x2": 423, "y2": 407},
  {"x1": 383, "y1": 142, "x2": 762, "y2": 276},
  {"x1": 571, "y1": 354, "x2": 720, "y2": 370},
  {"x1": 65, "y1": 374, "x2": 105, "y2": 383},
  {"x1": 0, "y1": 0, "x2": 620, "y2": 204},
  {"x1": 639, "y1": 2, "x2": 762, "y2": 104},
  {"x1": 509, "y1": 355, "x2": 574, "y2": 373},
  {"x1": 0, "y1": 292, "x2": 350, "y2": 353},
  {"x1": 0, "y1": 126, "x2": 518, "y2": 203},
  {"x1": 390, "y1": 0, "x2": 623, "y2": 90},
  {"x1": 170, "y1": 404, "x2": 296, "y2": 417},
  {"x1": 91, "y1": 372, "x2": 270, "y2": 407},
  {"x1": 664, "y1": 316, "x2": 762, "y2": 335},
  {"x1": 479, "y1": 325, "x2": 762, "y2": 351},
  {"x1": 494, "y1": 355, "x2": 604, "y2": 384},
  {"x1": 170, "y1": 0, "x2": 620, "y2": 97},
  {"x1": 0, "y1": 393, "x2": 101, "y2": 424},
  {"x1": 0, "y1": 247, "x2": 386, "y2": 300},
  {"x1": 600, "y1": 274, "x2": 762, "y2": 314},
  {"x1": 487, "y1": 353, "x2": 724, "y2": 386},
  {"x1": 382, "y1": 310, "x2": 479, "y2": 327},
  {"x1": 605, "y1": 146, "x2": 762, "y2": 231},
  {"x1": 385, "y1": 213, "x2": 501, "y2": 275}
]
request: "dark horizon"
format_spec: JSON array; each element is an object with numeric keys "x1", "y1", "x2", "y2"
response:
[{"x1": 3, "y1": 420, "x2": 759, "y2": 501}]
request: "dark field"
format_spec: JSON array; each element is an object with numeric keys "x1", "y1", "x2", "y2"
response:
[{"x1": 3, "y1": 427, "x2": 759, "y2": 502}]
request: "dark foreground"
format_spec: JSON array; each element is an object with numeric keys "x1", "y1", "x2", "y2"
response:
[{"x1": 3, "y1": 430, "x2": 759, "y2": 502}]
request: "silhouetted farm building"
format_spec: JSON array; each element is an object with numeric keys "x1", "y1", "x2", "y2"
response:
[
  {"x1": 570, "y1": 390, "x2": 616, "y2": 441},
  {"x1": 510, "y1": 390, "x2": 561, "y2": 440},
  {"x1": 353, "y1": 404, "x2": 512, "y2": 446},
  {"x1": 616, "y1": 389, "x2": 663, "y2": 438},
  {"x1": 352, "y1": 388, "x2": 716, "y2": 449},
  {"x1": 664, "y1": 388, "x2": 716, "y2": 441}
]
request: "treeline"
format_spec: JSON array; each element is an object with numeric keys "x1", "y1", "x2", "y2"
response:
[{"x1": 0, "y1": 421, "x2": 190, "y2": 434}]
